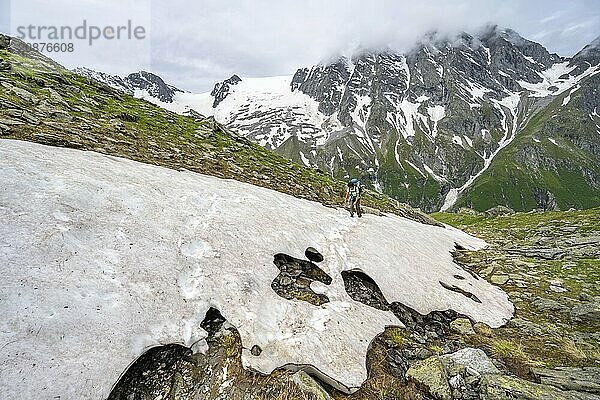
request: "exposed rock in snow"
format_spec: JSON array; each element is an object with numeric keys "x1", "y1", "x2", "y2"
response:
[{"x1": 0, "y1": 140, "x2": 513, "y2": 399}]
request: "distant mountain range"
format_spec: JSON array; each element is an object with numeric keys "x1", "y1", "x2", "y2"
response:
[{"x1": 74, "y1": 26, "x2": 600, "y2": 212}]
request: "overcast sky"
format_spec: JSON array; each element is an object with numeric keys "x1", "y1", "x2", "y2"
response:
[{"x1": 3, "y1": 0, "x2": 599, "y2": 92}]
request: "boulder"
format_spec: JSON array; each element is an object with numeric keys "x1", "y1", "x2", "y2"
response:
[
  {"x1": 440, "y1": 348, "x2": 500, "y2": 377},
  {"x1": 570, "y1": 297, "x2": 600, "y2": 323},
  {"x1": 407, "y1": 356, "x2": 452, "y2": 400},
  {"x1": 480, "y1": 374, "x2": 600, "y2": 400},
  {"x1": 305, "y1": 247, "x2": 324, "y2": 263},
  {"x1": 533, "y1": 297, "x2": 569, "y2": 313},
  {"x1": 532, "y1": 367, "x2": 600, "y2": 394},
  {"x1": 484, "y1": 206, "x2": 515, "y2": 217}
]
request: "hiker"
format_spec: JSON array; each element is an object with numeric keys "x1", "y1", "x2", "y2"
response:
[{"x1": 344, "y1": 178, "x2": 362, "y2": 217}]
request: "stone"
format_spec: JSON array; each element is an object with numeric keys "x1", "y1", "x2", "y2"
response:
[
  {"x1": 407, "y1": 356, "x2": 452, "y2": 400},
  {"x1": 473, "y1": 322, "x2": 494, "y2": 337},
  {"x1": 250, "y1": 345, "x2": 262, "y2": 356},
  {"x1": 490, "y1": 274, "x2": 509, "y2": 285},
  {"x1": 480, "y1": 374, "x2": 600, "y2": 400},
  {"x1": 0, "y1": 58, "x2": 11, "y2": 71},
  {"x1": 479, "y1": 266, "x2": 495, "y2": 278},
  {"x1": 532, "y1": 367, "x2": 600, "y2": 394},
  {"x1": 484, "y1": 205, "x2": 515, "y2": 217},
  {"x1": 441, "y1": 348, "x2": 500, "y2": 377},
  {"x1": 533, "y1": 297, "x2": 569, "y2": 313},
  {"x1": 305, "y1": 247, "x2": 324, "y2": 263},
  {"x1": 291, "y1": 371, "x2": 332, "y2": 400},
  {"x1": 0, "y1": 118, "x2": 24, "y2": 126},
  {"x1": 509, "y1": 318, "x2": 545, "y2": 336},
  {"x1": 450, "y1": 318, "x2": 475, "y2": 335},
  {"x1": 50, "y1": 110, "x2": 73, "y2": 121},
  {"x1": 449, "y1": 374, "x2": 464, "y2": 389},
  {"x1": 279, "y1": 276, "x2": 293, "y2": 286},
  {"x1": 570, "y1": 298, "x2": 600, "y2": 323},
  {"x1": 506, "y1": 247, "x2": 566, "y2": 260},
  {"x1": 550, "y1": 284, "x2": 568, "y2": 293},
  {"x1": 550, "y1": 279, "x2": 565, "y2": 287}
]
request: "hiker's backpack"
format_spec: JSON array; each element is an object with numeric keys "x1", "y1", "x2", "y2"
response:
[{"x1": 350, "y1": 178, "x2": 363, "y2": 194}]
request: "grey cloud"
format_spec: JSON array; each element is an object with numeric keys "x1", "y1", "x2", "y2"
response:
[{"x1": 5, "y1": 0, "x2": 599, "y2": 91}]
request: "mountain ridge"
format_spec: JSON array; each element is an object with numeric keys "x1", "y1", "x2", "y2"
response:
[{"x1": 71, "y1": 26, "x2": 600, "y2": 212}]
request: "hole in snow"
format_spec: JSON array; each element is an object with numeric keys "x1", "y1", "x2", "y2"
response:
[
  {"x1": 108, "y1": 344, "x2": 196, "y2": 400},
  {"x1": 453, "y1": 274, "x2": 466, "y2": 280},
  {"x1": 341, "y1": 269, "x2": 390, "y2": 311},
  {"x1": 439, "y1": 281, "x2": 482, "y2": 303},
  {"x1": 200, "y1": 307, "x2": 227, "y2": 337},
  {"x1": 271, "y1": 252, "x2": 332, "y2": 306}
]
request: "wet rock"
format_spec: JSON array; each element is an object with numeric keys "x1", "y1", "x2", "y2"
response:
[
  {"x1": 291, "y1": 371, "x2": 332, "y2": 400},
  {"x1": 305, "y1": 246, "x2": 324, "y2": 263},
  {"x1": 480, "y1": 374, "x2": 600, "y2": 400},
  {"x1": 532, "y1": 367, "x2": 600, "y2": 394},
  {"x1": 107, "y1": 344, "x2": 199, "y2": 400},
  {"x1": 570, "y1": 297, "x2": 600, "y2": 323},
  {"x1": 271, "y1": 253, "x2": 332, "y2": 305},
  {"x1": 450, "y1": 318, "x2": 475, "y2": 335}
]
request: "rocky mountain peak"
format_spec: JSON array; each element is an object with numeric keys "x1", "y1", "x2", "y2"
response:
[
  {"x1": 72, "y1": 67, "x2": 182, "y2": 103},
  {"x1": 210, "y1": 74, "x2": 242, "y2": 107}
]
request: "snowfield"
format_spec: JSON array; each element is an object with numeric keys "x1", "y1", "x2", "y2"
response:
[{"x1": 0, "y1": 140, "x2": 513, "y2": 398}]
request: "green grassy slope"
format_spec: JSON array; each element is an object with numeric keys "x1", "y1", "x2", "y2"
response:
[
  {"x1": 0, "y1": 34, "x2": 437, "y2": 225},
  {"x1": 455, "y1": 74, "x2": 600, "y2": 211}
]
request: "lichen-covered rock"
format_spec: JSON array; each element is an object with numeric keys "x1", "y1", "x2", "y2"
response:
[
  {"x1": 570, "y1": 297, "x2": 600, "y2": 323},
  {"x1": 407, "y1": 356, "x2": 452, "y2": 400},
  {"x1": 484, "y1": 206, "x2": 515, "y2": 217},
  {"x1": 480, "y1": 375, "x2": 600, "y2": 400},
  {"x1": 291, "y1": 371, "x2": 332, "y2": 400},
  {"x1": 440, "y1": 348, "x2": 500, "y2": 377},
  {"x1": 532, "y1": 367, "x2": 600, "y2": 394},
  {"x1": 450, "y1": 318, "x2": 475, "y2": 335}
]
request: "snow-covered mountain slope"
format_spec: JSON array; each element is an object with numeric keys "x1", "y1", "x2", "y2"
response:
[
  {"x1": 73, "y1": 67, "x2": 183, "y2": 103},
  {"x1": 0, "y1": 139, "x2": 513, "y2": 398},
  {"x1": 179, "y1": 27, "x2": 600, "y2": 212}
]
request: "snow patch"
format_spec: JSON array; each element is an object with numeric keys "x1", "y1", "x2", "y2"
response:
[{"x1": 0, "y1": 140, "x2": 513, "y2": 399}]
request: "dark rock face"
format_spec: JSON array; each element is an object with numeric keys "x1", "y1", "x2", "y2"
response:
[
  {"x1": 72, "y1": 68, "x2": 182, "y2": 102},
  {"x1": 211, "y1": 74, "x2": 242, "y2": 107},
  {"x1": 126, "y1": 71, "x2": 182, "y2": 102}
]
